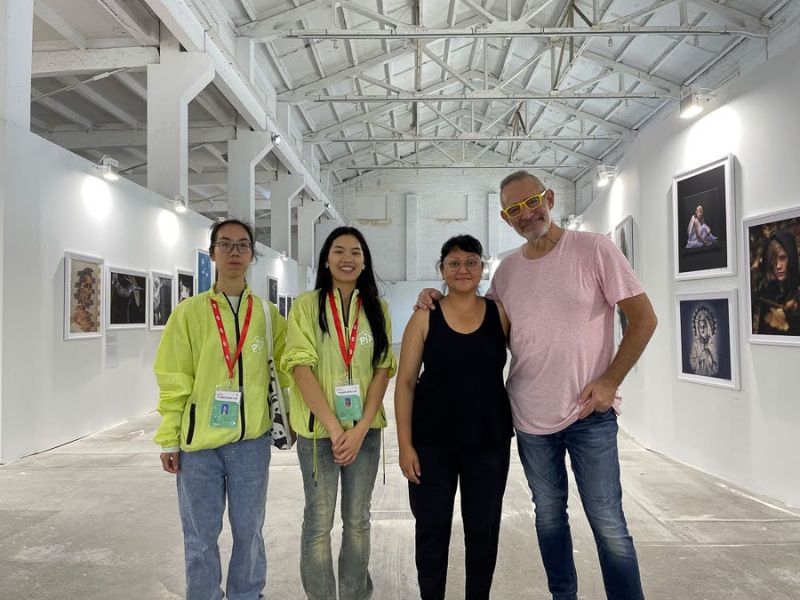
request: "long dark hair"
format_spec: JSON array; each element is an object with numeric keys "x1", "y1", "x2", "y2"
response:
[{"x1": 315, "y1": 226, "x2": 388, "y2": 368}]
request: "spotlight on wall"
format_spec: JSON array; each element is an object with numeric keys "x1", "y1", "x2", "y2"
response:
[
  {"x1": 279, "y1": 250, "x2": 288, "y2": 261},
  {"x1": 172, "y1": 194, "x2": 187, "y2": 214},
  {"x1": 271, "y1": 133, "x2": 282, "y2": 145},
  {"x1": 597, "y1": 164, "x2": 619, "y2": 188},
  {"x1": 97, "y1": 155, "x2": 119, "y2": 181},
  {"x1": 679, "y1": 92, "x2": 705, "y2": 119},
  {"x1": 565, "y1": 214, "x2": 583, "y2": 230}
]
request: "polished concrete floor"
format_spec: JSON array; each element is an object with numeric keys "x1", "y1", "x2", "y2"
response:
[{"x1": 2, "y1": 379, "x2": 800, "y2": 599}]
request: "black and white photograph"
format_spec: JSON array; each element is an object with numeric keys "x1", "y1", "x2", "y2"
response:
[
  {"x1": 149, "y1": 271, "x2": 173, "y2": 331},
  {"x1": 268, "y1": 276, "x2": 279, "y2": 304},
  {"x1": 176, "y1": 269, "x2": 194, "y2": 304},
  {"x1": 107, "y1": 267, "x2": 147, "y2": 329},
  {"x1": 672, "y1": 155, "x2": 736, "y2": 280},
  {"x1": 64, "y1": 252, "x2": 103, "y2": 340},
  {"x1": 743, "y1": 206, "x2": 800, "y2": 346},
  {"x1": 614, "y1": 216, "x2": 634, "y2": 347},
  {"x1": 286, "y1": 296, "x2": 293, "y2": 315},
  {"x1": 675, "y1": 290, "x2": 740, "y2": 389},
  {"x1": 279, "y1": 295, "x2": 287, "y2": 318}
]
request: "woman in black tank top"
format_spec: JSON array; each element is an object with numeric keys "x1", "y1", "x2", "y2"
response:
[{"x1": 395, "y1": 235, "x2": 512, "y2": 600}]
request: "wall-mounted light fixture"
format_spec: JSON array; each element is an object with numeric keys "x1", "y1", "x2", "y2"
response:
[
  {"x1": 597, "y1": 164, "x2": 619, "y2": 188},
  {"x1": 679, "y1": 92, "x2": 711, "y2": 119},
  {"x1": 97, "y1": 155, "x2": 119, "y2": 181},
  {"x1": 172, "y1": 194, "x2": 187, "y2": 214},
  {"x1": 271, "y1": 133, "x2": 282, "y2": 145},
  {"x1": 279, "y1": 250, "x2": 288, "y2": 261}
]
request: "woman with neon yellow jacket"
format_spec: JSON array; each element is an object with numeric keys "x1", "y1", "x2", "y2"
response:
[
  {"x1": 282, "y1": 226, "x2": 395, "y2": 600},
  {"x1": 154, "y1": 218, "x2": 287, "y2": 600}
]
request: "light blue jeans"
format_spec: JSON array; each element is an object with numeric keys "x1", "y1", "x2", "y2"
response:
[
  {"x1": 516, "y1": 410, "x2": 644, "y2": 600},
  {"x1": 297, "y1": 428, "x2": 381, "y2": 600},
  {"x1": 177, "y1": 433, "x2": 271, "y2": 600}
]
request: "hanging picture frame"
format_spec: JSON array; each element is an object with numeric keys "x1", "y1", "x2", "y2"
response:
[
  {"x1": 64, "y1": 252, "x2": 104, "y2": 340},
  {"x1": 743, "y1": 206, "x2": 800, "y2": 345},
  {"x1": 672, "y1": 155, "x2": 736, "y2": 280},
  {"x1": 675, "y1": 289, "x2": 740, "y2": 390},
  {"x1": 268, "y1": 276, "x2": 279, "y2": 304},
  {"x1": 176, "y1": 269, "x2": 194, "y2": 305},
  {"x1": 279, "y1": 295, "x2": 287, "y2": 318},
  {"x1": 107, "y1": 266, "x2": 148, "y2": 330},
  {"x1": 149, "y1": 270, "x2": 174, "y2": 331},
  {"x1": 196, "y1": 248, "x2": 213, "y2": 294}
]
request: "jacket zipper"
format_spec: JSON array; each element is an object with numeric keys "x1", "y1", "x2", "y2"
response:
[
  {"x1": 338, "y1": 288, "x2": 353, "y2": 383},
  {"x1": 224, "y1": 293, "x2": 246, "y2": 441},
  {"x1": 186, "y1": 404, "x2": 196, "y2": 445}
]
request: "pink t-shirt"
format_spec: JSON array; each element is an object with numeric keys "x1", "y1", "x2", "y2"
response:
[{"x1": 488, "y1": 230, "x2": 644, "y2": 435}]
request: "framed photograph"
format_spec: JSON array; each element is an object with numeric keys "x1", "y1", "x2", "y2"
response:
[
  {"x1": 279, "y1": 295, "x2": 287, "y2": 318},
  {"x1": 614, "y1": 215, "x2": 635, "y2": 347},
  {"x1": 64, "y1": 252, "x2": 104, "y2": 340},
  {"x1": 268, "y1": 276, "x2": 279, "y2": 304},
  {"x1": 196, "y1": 248, "x2": 213, "y2": 294},
  {"x1": 176, "y1": 269, "x2": 194, "y2": 304},
  {"x1": 107, "y1": 266, "x2": 147, "y2": 329},
  {"x1": 675, "y1": 290, "x2": 740, "y2": 390},
  {"x1": 149, "y1": 271, "x2": 173, "y2": 331},
  {"x1": 743, "y1": 206, "x2": 800, "y2": 345},
  {"x1": 672, "y1": 155, "x2": 735, "y2": 280},
  {"x1": 287, "y1": 296, "x2": 293, "y2": 315}
]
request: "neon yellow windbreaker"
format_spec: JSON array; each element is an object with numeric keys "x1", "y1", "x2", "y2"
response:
[
  {"x1": 153, "y1": 285, "x2": 288, "y2": 452},
  {"x1": 282, "y1": 289, "x2": 396, "y2": 439}
]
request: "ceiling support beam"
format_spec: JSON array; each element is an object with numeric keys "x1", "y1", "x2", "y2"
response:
[
  {"x1": 33, "y1": 1, "x2": 88, "y2": 49},
  {"x1": 286, "y1": 91, "x2": 675, "y2": 103},
  {"x1": 96, "y1": 0, "x2": 160, "y2": 46},
  {"x1": 32, "y1": 47, "x2": 159, "y2": 77},
  {"x1": 57, "y1": 75, "x2": 139, "y2": 127}
]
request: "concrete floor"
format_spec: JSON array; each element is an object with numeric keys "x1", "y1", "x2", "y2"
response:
[{"x1": 2, "y1": 378, "x2": 800, "y2": 599}]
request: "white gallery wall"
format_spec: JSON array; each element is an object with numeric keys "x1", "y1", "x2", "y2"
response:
[
  {"x1": 0, "y1": 123, "x2": 307, "y2": 464},
  {"x1": 580, "y1": 39, "x2": 800, "y2": 507}
]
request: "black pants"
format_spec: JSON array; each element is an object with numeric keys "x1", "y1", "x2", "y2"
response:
[{"x1": 408, "y1": 441, "x2": 511, "y2": 600}]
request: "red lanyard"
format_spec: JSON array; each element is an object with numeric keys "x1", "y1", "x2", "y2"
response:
[
  {"x1": 210, "y1": 295, "x2": 253, "y2": 381},
  {"x1": 328, "y1": 291, "x2": 362, "y2": 369}
]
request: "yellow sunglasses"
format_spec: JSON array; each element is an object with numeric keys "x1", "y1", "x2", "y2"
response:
[{"x1": 501, "y1": 190, "x2": 547, "y2": 220}]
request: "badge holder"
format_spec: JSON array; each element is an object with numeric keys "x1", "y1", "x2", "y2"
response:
[
  {"x1": 210, "y1": 383, "x2": 241, "y2": 429},
  {"x1": 334, "y1": 380, "x2": 363, "y2": 421}
]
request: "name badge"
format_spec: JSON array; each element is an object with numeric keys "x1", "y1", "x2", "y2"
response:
[
  {"x1": 334, "y1": 382, "x2": 363, "y2": 421},
  {"x1": 210, "y1": 389, "x2": 241, "y2": 429}
]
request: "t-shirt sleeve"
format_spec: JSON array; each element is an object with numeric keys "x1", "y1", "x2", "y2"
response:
[
  {"x1": 595, "y1": 235, "x2": 644, "y2": 307},
  {"x1": 486, "y1": 256, "x2": 510, "y2": 302}
]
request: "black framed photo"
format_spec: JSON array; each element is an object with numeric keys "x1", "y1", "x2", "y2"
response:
[
  {"x1": 672, "y1": 155, "x2": 735, "y2": 280},
  {"x1": 64, "y1": 252, "x2": 104, "y2": 340},
  {"x1": 614, "y1": 215, "x2": 634, "y2": 348},
  {"x1": 279, "y1": 295, "x2": 287, "y2": 318},
  {"x1": 675, "y1": 290, "x2": 740, "y2": 389},
  {"x1": 743, "y1": 206, "x2": 800, "y2": 345},
  {"x1": 268, "y1": 276, "x2": 279, "y2": 304},
  {"x1": 107, "y1": 267, "x2": 147, "y2": 329},
  {"x1": 149, "y1": 271, "x2": 173, "y2": 331},
  {"x1": 196, "y1": 249, "x2": 213, "y2": 294},
  {"x1": 176, "y1": 269, "x2": 194, "y2": 304}
]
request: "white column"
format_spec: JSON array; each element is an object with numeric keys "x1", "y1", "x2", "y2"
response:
[
  {"x1": 146, "y1": 34, "x2": 214, "y2": 201},
  {"x1": 0, "y1": 0, "x2": 33, "y2": 129},
  {"x1": 227, "y1": 127, "x2": 272, "y2": 224},
  {"x1": 406, "y1": 193, "x2": 420, "y2": 280},
  {"x1": 269, "y1": 173, "x2": 304, "y2": 255},
  {"x1": 297, "y1": 199, "x2": 327, "y2": 267}
]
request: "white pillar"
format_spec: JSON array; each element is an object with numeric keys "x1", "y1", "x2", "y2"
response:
[
  {"x1": 0, "y1": 0, "x2": 34, "y2": 462},
  {"x1": 227, "y1": 127, "x2": 272, "y2": 224},
  {"x1": 146, "y1": 35, "x2": 214, "y2": 201},
  {"x1": 269, "y1": 174, "x2": 304, "y2": 255},
  {"x1": 406, "y1": 193, "x2": 420, "y2": 280},
  {"x1": 486, "y1": 192, "x2": 501, "y2": 258},
  {"x1": 0, "y1": 0, "x2": 33, "y2": 129},
  {"x1": 297, "y1": 199, "x2": 327, "y2": 267}
]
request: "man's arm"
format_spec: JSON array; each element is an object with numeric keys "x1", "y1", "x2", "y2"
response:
[{"x1": 577, "y1": 292, "x2": 658, "y2": 418}]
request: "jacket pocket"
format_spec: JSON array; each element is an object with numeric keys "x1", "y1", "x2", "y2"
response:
[{"x1": 186, "y1": 404, "x2": 197, "y2": 445}]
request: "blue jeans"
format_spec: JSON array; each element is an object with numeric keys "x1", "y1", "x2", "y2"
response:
[
  {"x1": 516, "y1": 410, "x2": 644, "y2": 600},
  {"x1": 297, "y1": 428, "x2": 381, "y2": 600},
  {"x1": 177, "y1": 433, "x2": 271, "y2": 600}
]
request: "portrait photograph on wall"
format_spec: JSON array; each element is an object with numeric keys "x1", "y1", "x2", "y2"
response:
[
  {"x1": 287, "y1": 296, "x2": 293, "y2": 315},
  {"x1": 672, "y1": 155, "x2": 736, "y2": 280},
  {"x1": 196, "y1": 248, "x2": 213, "y2": 294},
  {"x1": 176, "y1": 270, "x2": 194, "y2": 304},
  {"x1": 149, "y1": 271, "x2": 173, "y2": 331},
  {"x1": 743, "y1": 206, "x2": 800, "y2": 346},
  {"x1": 614, "y1": 216, "x2": 635, "y2": 347},
  {"x1": 268, "y1": 276, "x2": 279, "y2": 304},
  {"x1": 675, "y1": 290, "x2": 740, "y2": 390},
  {"x1": 107, "y1": 267, "x2": 147, "y2": 329},
  {"x1": 279, "y1": 295, "x2": 287, "y2": 318},
  {"x1": 64, "y1": 252, "x2": 104, "y2": 340}
]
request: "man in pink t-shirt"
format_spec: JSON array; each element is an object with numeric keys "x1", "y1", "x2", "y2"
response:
[{"x1": 418, "y1": 171, "x2": 657, "y2": 600}]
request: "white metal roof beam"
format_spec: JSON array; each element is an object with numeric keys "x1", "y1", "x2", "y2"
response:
[
  {"x1": 460, "y1": 0, "x2": 498, "y2": 23},
  {"x1": 691, "y1": 0, "x2": 769, "y2": 32},
  {"x1": 96, "y1": 0, "x2": 160, "y2": 46},
  {"x1": 311, "y1": 133, "x2": 629, "y2": 143},
  {"x1": 33, "y1": 1, "x2": 88, "y2": 50},
  {"x1": 292, "y1": 91, "x2": 674, "y2": 102},
  {"x1": 44, "y1": 125, "x2": 235, "y2": 149},
  {"x1": 31, "y1": 86, "x2": 93, "y2": 129},
  {"x1": 340, "y1": 0, "x2": 409, "y2": 28},
  {"x1": 115, "y1": 71, "x2": 147, "y2": 100},
  {"x1": 240, "y1": 0, "x2": 340, "y2": 40},
  {"x1": 581, "y1": 50, "x2": 681, "y2": 94},
  {"x1": 421, "y1": 45, "x2": 477, "y2": 90},
  {"x1": 195, "y1": 91, "x2": 234, "y2": 126},
  {"x1": 57, "y1": 75, "x2": 139, "y2": 127},
  {"x1": 32, "y1": 47, "x2": 159, "y2": 77}
]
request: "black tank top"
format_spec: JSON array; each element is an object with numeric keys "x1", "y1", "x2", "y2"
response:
[{"x1": 412, "y1": 297, "x2": 512, "y2": 447}]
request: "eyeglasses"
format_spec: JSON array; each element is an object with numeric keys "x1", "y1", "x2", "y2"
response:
[
  {"x1": 214, "y1": 241, "x2": 253, "y2": 254},
  {"x1": 442, "y1": 258, "x2": 483, "y2": 272},
  {"x1": 501, "y1": 190, "x2": 547, "y2": 220}
]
